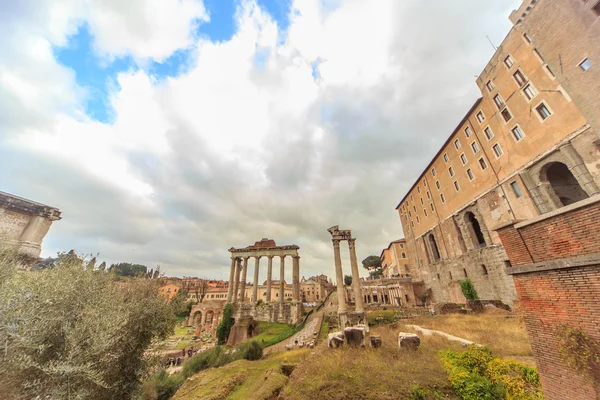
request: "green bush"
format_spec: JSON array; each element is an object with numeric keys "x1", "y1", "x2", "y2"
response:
[
  {"x1": 182, "y1": 346, "x2": 232, "y2": 378},
  {"x1": 459, "y1": 279, "x2": 479, "y2": 301},
  {"x1": 236, "y1": 340, "x2": 263, "y2": 361},
  {"x1": 439, "y1": 346, "x2": 542, "y2": 400},
  {"x1": 216, "y1": 303, "x2": 234, "y2": 345},
  {"x1": 141, "y1": 369, "x2": 185, "y2": 400}
]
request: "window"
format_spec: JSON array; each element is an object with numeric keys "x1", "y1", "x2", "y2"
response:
[
  {"x1": 545, "y1": 64, "x2": 555, "y2": 78},
  {"x1": 533, "y1": 48, "x2": 545, "y2": 63},
  {"x1": 467, "y1": 168, "x2": 474, "y2": 181},
  {"x1": 402, "y1": 252, "x2": 406, "y2": 258},
  {"x1": 454, "y1": 139, "x2": 461, "y2": 149},
  {"x1": 523, "y1": 32, "x2": 532, "y2": 44},
  {"x1": 511, "y1": 125, "x2": 525, "y2": 142},
  {"x1": 413, "y1": 206, "x2": 416, "y2": 212},
  {"x1": 423, "y1": 208, "x2": 428, "y2": 217},
  {"x1": 410, "y1": 194, "x2": 414, "y2": 201},
  {"x1": 448, "y1": 166, "x2": 455, "y2": 177},
  {"x1": 513, "y1": 69, "x2": 527, "y2": 86},
  {"x1": 417, "y1": 186, "x2": 421, "y2": 194},
  {"x1": 479, "y1": 157, "x2": 488, "y2": 170},
  {"x1": 443, "y1": 153, "x2": 449, "y2": 163},
  {"x1": 485, "y1": 80, "x2": 495, "y2": 92},
  {"x1": 492, "y1": 143, "x2": 504, "y2": 158},
  {"x1": 460, "y1": 153, "x2": 468, "y2": 165},
  {"x1": 463, "y1": 268, "x2": 468, "y2": 278},
  {"x1": 431, "y1": 168, "x2": 436, "y2": 177},
  {"x1": 510, "y1": 181, "x2": 523, "y2": 198},
  {"x1": 416, "y1": 216, "x2": 420, "y2": 224},
  {"x1": 440, "y1": 193, "x2": 446, "y2": 203},
  {"x1": 493, "y1": 94, "x2": 505, "y2": 109},
  {"x1": 454, "y1": 180, "x2": 460, "y2": 191},
  {"x1": 504, "y1": 55, "x2": 515, "y2": 68},
  {"x1": 471, "y1": 142, "x2": 480, "y2": 154},
  {"x1": 449, "y1": 271, "x2": 453, "y2": 280},
  {"x1": 501, "y1": 108, "x2": 513, "y2": 122},
  {"x1": 536, "y1": 103, "x2": 552, "y2": 120},
  {"x1": 484, "y1": 127, "x2": 494, "y2": 140},
  {"x1": 579, "y1": 58, "x2": 592, "y2": 71},
  {"x1": 481, "y1": 264, "x2": 488, "y2": 275},
  {"x1": 464, "y1": 126, "x2": 472, "y2": 137},
  {"x1": 523, "y1": 84, "x2": 537, "y2": 100},
  {"x1": 437, "y1": 273, "x2": 441, "y2": 281},
  {"x1": 420, "y1": 198, "x2": 424, "y2": 205},
  {"x1": 594, "y1": 1, "x2": 600, "y2": 15},
  {"x1": 476, "y1": 111, "x2": 485, "y2": 123},
  {"x1": 430, "y1": 203, "x2": 434, "y2": 211},
  {"x1": 408, "y1": 211, "x2": 411, "y2": 217},
  {"x1": 426, "y1": 191, "x2": 431, "y2": 199},
  {"x1": 435, "y1": 180, "x2": 440, "y2": 190},
  {"x1": 423, "y1": 179, "x2": 427, "y2": 187}
]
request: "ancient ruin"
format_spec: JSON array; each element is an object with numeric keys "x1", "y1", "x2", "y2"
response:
[
  {"x1": 226, "y1": 238, "x2": 303, "y2": 328},
  {"x1": 187, "y1": 302, "x2": 223, "y2": 338},
  {"x1": 327, "y1": 225, "x2": 367, "y2": 330}
]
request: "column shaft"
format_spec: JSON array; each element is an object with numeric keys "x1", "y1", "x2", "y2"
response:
[
  {"x1": 333, "y1": 240, "x2": 347, "y2": 314},
  {"x1": 279, "y1": 256, "x2": 285, "y2": 304},
  {"x1": 292, "y1": 256, "x2": 300, "y2": 301},
  {"x1": 232, "y1": 259, "x2": 241, "y2": 304},
  {"x1": 252, "y1": 256, "x2": 260, "y2": 303},
  {"x1": 226, "y1": 257, "x2": 236, "y2": 303},
  {"x1": 349, "y1": 239, "x2": 364, "y2": 313},
  {"x1": 239, "y1": 257, "x2": 248, "y2": 303},
  {"x1": 266, "y1": 256, "x2": 273, "y2": 302}
]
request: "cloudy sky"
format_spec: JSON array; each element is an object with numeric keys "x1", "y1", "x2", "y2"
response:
[{"x1": 1, "y1": 0, "x2": 521, "y2": 281}]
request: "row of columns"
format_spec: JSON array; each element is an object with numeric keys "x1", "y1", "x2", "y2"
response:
[
  {"x1": 225, "y1": 255, "x2": 301, "y2": 304},
  {"x1": 333, "y1": 238, "x2": 364, "y2": 315}
]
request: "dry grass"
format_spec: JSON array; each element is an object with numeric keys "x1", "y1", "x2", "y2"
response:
[
  {"x1": 406, "y1": 313, "x2": 533, "y2": 360},
  {"x1": 281, "y1": 324, "x2": 463, "y2": 400}
]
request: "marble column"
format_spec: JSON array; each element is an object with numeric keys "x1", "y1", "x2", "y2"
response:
[
  {"x1": 266, "y1": 256, "x2": 273, "y2": 302},
  {"x1": 348, "y1": 239, "x2": 364, "y2": 313},
  {"x1": 211, "y1": 312, "x2": 219, "y2": 338},
  {"x1": 252, "y1": 256, "x2": 261, "y2": 303},
  {"x1": 226, "y1": 257, "x2": 236, "y2": 303},
  {"x1": 279, "y1": 256, "x2": 285, "y2": 304},
  {"x1": 292, "y1": 256, "x2": 300, "y2": 301},
  {"x1": 232, "y1": 258, "x2": 241, "y2": 304},
  {"x1": 333, "y1": 239, "x2": 347, "y2": 314},
  {"x1": 239, "y1": 257, "x2": 249, "y2": 303}
]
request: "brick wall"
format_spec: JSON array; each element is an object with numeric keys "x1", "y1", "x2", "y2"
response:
[{"x1": 495, "y1": 195, "x2": 600, "y2": 399}]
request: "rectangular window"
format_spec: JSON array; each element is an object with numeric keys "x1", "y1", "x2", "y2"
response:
[
  {"x1": 476, "y1": 111, "x2": 485, "y2": 123},
  {"x1": 533, "y1": 48, "x2": 545, "y2": 63},
  {"x1": 464, "y1": 126, "x2": 472, "y2": 137},
  {"x1": 420, "y1": 198, "x2": 424, "y2": 205},
  {"x1": 523, "y1": 84, "x2": 537, "y2": 100},
  {"x1": 471, "y1": 141, "x2": 480, "y2": 154},
  {"x1": 430, "y1": 203, "x2": 434, "y2": 211},
  {"x1": 504, "y1": 55, "x2": 515, "y2": 68},
  {"x1": 454, "y1": 180, "x2": 460, "y2": 191},
  {"x1": 448, "y1": 167, "x2": 455, "y2": 177},
  {"x1": 454, "y1": 139, "x2": 461, "y2": 149},
  {"x1": 413, "y1": 206, "x2": 416, "y2": 212},
  {"x1": 417, "y1": 186, "x2": 421, "y2": 193},
  {"x1": 479, "y1": 157, "x2": 488, "y2": 170},
  {"x1": 545, "y1": 64, "x2": 555, "y2": 78},
  {"x1": 467, "y1": 168, "x2": 474, "y2": 181},
  {"x1": 493, "y1": 94, "x2": 505, "y2": 109},
  {"x1": 431, "y1": 168, "x2": 436, "y2": 177},
  {"x1": 510, "y1": 181, "x2": 523, "y2": 198},
  {"x1": 485, "y1": 80, "x2": 495, "y2": 92},
  {"x1": 435, "y1": 180, "x2": 440, "y2": 190},
  {"x1": 579, "y1": 58, "x2": 592, "y2": 71},
  {"x1": 523, "y1": 32, "x2": 532, "y2": 44},
  {"x1": 423, "y1": 208, "x2": 428, "y2": 217},
  {"x1": 492, "y1": 143, "x2": 504, "y2": 158},
  {"x1": 484, "y1": 127, "x2": 494, "y2": 141},
  {"x1": 513, "y1": 69, "x2": 527, "y2": 86},
  {"x1": 511, "y1": 125, "x2": 525, "y2": 141},
  {"x1": 426, "y1": 191, "x2": 431, "y2": 199},
  {"x1": 501, "y1": 108, "x2": 513, "y2": 122},
  {"x1": 416, "y1": 216, "x2": 420, "y2": 224},
  {"x1": 460, "y1": 153, "x2": 468, "y2": 165},
  {"x1": 410, "y1": 194, "x2": 413, "y2": 201},
  {"x1": 423, "y1": 179, "x2": 427, "y2": 186},
  {"x1": 443, "y1": 153, "x2": 449, "y2": 163},
  {"x1": 440, "y1": 193, "x2": 446, "y2": 203},
  {"x1": 536, "y1": 103, "x2": 552, "y2": 120}
]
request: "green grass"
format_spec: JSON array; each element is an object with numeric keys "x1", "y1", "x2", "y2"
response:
[
  {"x1": 175, "y1": 315, "x2": 187, "y2": 323},
  {"x1": 367, "y1": 309, "x2": 406, "y2": 326},
  {"x1": 318, "y1": 321, "x2": 329, "y2": 340},
  {"x1": 251, "y1": 322, "x2": 300, "y2": 348}
]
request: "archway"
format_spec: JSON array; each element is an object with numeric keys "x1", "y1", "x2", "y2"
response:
[
  {"x1": 192, "y1": 310, "x2": 202, "y2": 325},
  {"x1": 247, "y1": 324, "x2": 254, "y2": 338},
  {"x1": 465, "y1": 212, "x2": 486, "y2": 248},
  {"x1": 428, "y1": 234, "x2": 441, "y2": 262},
  {"x1": 545, "y1": 162, "x2": 588, "y2": 206}
]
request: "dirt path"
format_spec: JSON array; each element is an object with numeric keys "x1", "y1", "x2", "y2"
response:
[{"x1": 405, "y1": 324, "x2": 481, "y2": 347}]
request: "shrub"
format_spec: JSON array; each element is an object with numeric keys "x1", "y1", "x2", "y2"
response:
[
  {"x1": 439, "y1": 346, "x2": 542, "y2": 400},
  {"x1": 236, "y1": 340, "x2": 263, "y2": 361},
  {"x1": 216, "y1": 303, "x2": 234, "y2": 345},
  {"x1": 182, "y1": 346, "x2": 232, "y2": 378},
  {"x1": 459, "y1": 279, "x2": 479, "y2": 301},
  {"x1": 140, "y1": 369, "x2": 184, "y2": 400}
]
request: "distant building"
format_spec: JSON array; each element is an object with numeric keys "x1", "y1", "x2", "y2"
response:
[
  {"x1": 300, "y1": 274, "x2": 333, "y2": 302},
  {"x1": 0, "y1": 191, "x2": 61, "y2": 265},
  {"x1": 380, "y1": 239, "x2": 413, "y2": 278},
  {"x1": 158, "y1": 283, "x2": 182, "y2": 300},
  {"x1": 345, "y1": 277, "x2": 423, "y2": 307}
]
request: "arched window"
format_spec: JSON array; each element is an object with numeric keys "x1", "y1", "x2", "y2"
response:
[
  {"x1": 428, "y1": 234, "x2": 441, "y2": 262},
  {"x1": 545, "y1": 162, "x2": 588, "y2": 206},
  {"x1": 465, "y1": 212, "x2": 486, "y2": 248},
  {"x1": 481, "y1": 264, "x2": 488, "y2": 276}
]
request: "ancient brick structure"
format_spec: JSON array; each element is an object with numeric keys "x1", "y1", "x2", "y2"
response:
[
  {"x1": 0, "y1": 191, "x2": 61, "y2": 264},
  {"x1": 495, "y1": 195, "x2": 600, "y2": 399}
]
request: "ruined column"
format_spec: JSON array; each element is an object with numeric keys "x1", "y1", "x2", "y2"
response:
[
  {"x1": 251, "y1": 256, "x2": 261, "y2": 304},
  {"x1": 226, "y1": 257, "x2": 236, "y2": 303},
  {"x1": 292, "y1": 256, "x2": 300, "y2": 302},
  {"x1": 279, "y1": 256, "x2": 285, "y2": 304},
  {"x1": 266, "y1": 256, "x2": 273, "y2": 303},
  {"x1": 232, "y1": 258, "x2": 241, "y2": 304},
  {"x1": 333, "y1": 239, "x2": 347, "y2": 314},
  {"x1": 239, "y1": 257, "x2": 249, "y2": 303},
  {"x1": 519, "y1": 170, "x2": 553, "y2": 214},
  {"x1": 348, "y1": 239, "x2": 364, "y2": 313},
  {"x1": 560, "y1": 142, "x2": 600, "y2": 195}
]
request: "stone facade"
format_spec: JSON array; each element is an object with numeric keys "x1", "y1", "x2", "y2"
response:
[
  {"x1": 495, "y1": 195, "x2": 600, "y2": 400},
  {"x1": 188, "y1": 301, "x2": 224, "y2": 339},
  {"x1": 380, "y1": 239, "x2": 413, "y2": 278},
  {"x1": 345, "y1": 277, "x2": 420, "y2": 307},
  {"x1": 0, "y1": 191, "x2": 61, "y2": 264},
  {"x1": 233, "y1": 302, "x2": 303, "y2": 326},
  {"x1": 395, "y1": 3, "x2": 600, "y2": 306},
  {"x1": 300, "y1": 274, "x2": 332, "y2": 302}
]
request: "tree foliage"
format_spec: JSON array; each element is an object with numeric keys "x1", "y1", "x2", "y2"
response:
[
  {"x1": 460, "y1": 279, "x2": 479, "y2": 301},
  {"x1": 109, "y1": 262, "x2": 148, "y2": 277},
  {"x1": 362, "y1": 255, "x2": 383, "y2": 278},
  {"x1": 170, "y1": 288, "x2": 193, "y2": 318},
  {"x1": 344, "y1": 274, "x2": 352, "y2": 286},
  {"x1": 0, "y1": 249, "x2": 176, "y2": 399},
  {"x1": 216, "y1": 304, "x2": 235, "y2": 345}
]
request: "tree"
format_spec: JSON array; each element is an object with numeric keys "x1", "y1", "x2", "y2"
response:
[
  {"x1": 344, "y1": 274, "x2": 352, "y2": 286},
  {"x1": 362, "y1": 255, "x2": 383, "y2": 278},
  {"x1": 0, "y1": 250, "x2": 176, "y2": 399},
  {"x1": 459, "y1": 279, "x2": 479, "y2": 301},
  {"x1": 109, "y1": 262, "x2": 148, "y2": 278},
  {"x1": 216, "y1": 303, "x2": 235, "y2": 345},
  {"x1": 182, "y1": 277, "x2": 210, "y2": 303},
  {"x1": 170, "y1": 288, "x2": 193, "y2": 318}
]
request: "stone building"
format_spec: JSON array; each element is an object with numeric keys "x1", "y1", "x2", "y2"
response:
[
  {"x1": 380, "y1": 239, "x2": 413, "y2": 278},
  {"x1": 300, "y1": 275, "x2": 332, "y2": 303},
  {"x1": 396, "y1": 3, "x2": 600, "y2": 306},
  {"x1": 0, "y1": 191, "x2": 61, "y2": 264},
  {"x1": 346, "y1": 277, "x2": 419, "y2": 307},
  {"x1": 158, "y1": 283, "x2": 183, "y2": 300}
]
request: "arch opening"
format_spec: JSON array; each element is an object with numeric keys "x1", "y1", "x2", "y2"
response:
[
  {"x1": 545, "y1": 162, "x2": 588, "y2": 206},
  {"x1": 428, "y1": 234, "x2": 441, "y2": 262},
  {"x1": 465, "y1": 212, "x2": 486, "y2": 248}
]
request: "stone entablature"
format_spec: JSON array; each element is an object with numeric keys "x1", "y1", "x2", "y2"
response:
[{"x1": 0, "y1": 191, "x2": 61, "y2": 262}]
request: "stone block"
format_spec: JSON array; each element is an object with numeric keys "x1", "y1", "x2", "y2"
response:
[
  {"x1": 343, "y1": 326, "x2": 366, "y2": 347},
  {"x1": 369, "y1": 335, "x2": 382, "y2": 348},
  {"x1": 398, "y1": 332, "x2": 420, "y2": 350},
  {"x1": 327, "y1": 331, "x2": 344, "y2": 348}
]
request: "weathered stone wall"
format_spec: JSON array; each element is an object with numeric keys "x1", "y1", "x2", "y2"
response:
[{"x1": 234, "y1": 302, "x2": 303, "y2": 325}]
